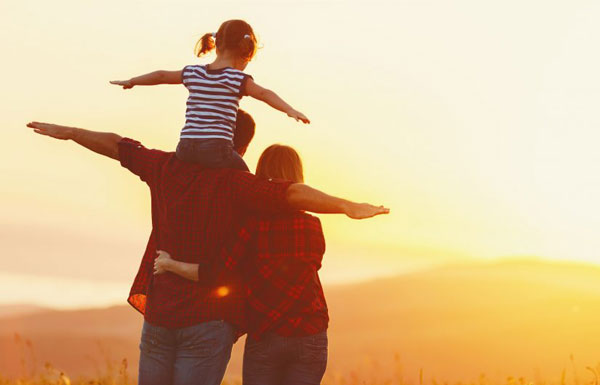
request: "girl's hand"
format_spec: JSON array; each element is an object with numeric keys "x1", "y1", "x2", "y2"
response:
[
  {"x1": 154, "y1": 250, "x2": 173, "y2": 275},
  {"x1": 109, "y1": 79, "x2": 134, "y2": 89},
  {"x1": 288, "y1": 109, "x2": 310, "y2": 124}
]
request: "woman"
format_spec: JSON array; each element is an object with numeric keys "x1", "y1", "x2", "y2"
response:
[{"x1": 154, "y1": 144, "x2": 329, "y2": 385}]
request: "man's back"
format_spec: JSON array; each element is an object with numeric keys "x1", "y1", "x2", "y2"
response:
[{"x1": 118, "y1": 138, "x2": 291, "y2": 328}]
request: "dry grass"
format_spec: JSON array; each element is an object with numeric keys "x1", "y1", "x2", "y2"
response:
[
  {"x1": 1, "y1": 361, "x2": 599, "y2": 385},
  {"x1": 2, "y1": 334, "x2": 599, "y2": 385}
]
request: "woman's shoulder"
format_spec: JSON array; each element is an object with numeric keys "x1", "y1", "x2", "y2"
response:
[{"x1": 255, "y1": 211, "x2": 322, "y2": 228}]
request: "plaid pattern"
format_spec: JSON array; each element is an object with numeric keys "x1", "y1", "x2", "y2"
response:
[
  {"x1": 200, "y1": 212, "x2": 329, "y2": 339},
  {"x1": 118, "y1": 138, "x2": 292, "y2": 329}
]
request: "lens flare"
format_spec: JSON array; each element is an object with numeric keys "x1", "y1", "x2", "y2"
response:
[{"x1": 215, "y1": 286, "x2": 230, "y2": 298}]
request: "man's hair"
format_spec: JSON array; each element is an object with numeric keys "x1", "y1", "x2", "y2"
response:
[{"x1": 233, "y1": 109, "x2": 256, "y2": 155}]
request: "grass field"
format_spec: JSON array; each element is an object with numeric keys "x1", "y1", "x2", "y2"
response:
[
  {"x1": 1, "y1": 356, "x2": 599, "y2": 385},
  {"x1": 3, "y1": 262, "x2": 600, "y2": 385}
]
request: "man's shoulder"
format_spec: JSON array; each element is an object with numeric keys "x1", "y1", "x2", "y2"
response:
[
  {"x1": 120, "y1": 138, "x2": 173, "y2": 157},
  {"x1": 164, "y1": 164, "x2": 258, "y2": 188},
  {"x1": 190, "y1": 168, "x2": 254, "y2": 179},
  {"x1": 256, "y1": 211, "x2": 321, "y2": 227},
  {"x1": 118, "y1": 138, "x2": 176, "y2": 180}
]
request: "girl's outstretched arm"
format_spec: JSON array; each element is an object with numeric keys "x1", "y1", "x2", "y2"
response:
[
  {"x1": 110, "y1": 70, "x2": 183, "y2": 89},
  {"x1": 245, "y1": 78, "x2": 310, "y2": 124}
]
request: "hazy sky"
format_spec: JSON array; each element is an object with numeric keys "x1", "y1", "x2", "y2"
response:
[{"x1": 2, "y1": 0, "x2": 600, "y2": 308}]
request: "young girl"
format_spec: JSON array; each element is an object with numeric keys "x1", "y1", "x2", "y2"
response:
[{"x1": 110, "y1": 19, "x2": 309, "y2": 170}]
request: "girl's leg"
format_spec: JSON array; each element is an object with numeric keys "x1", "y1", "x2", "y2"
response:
[
  {"x1": 175, "y1": 139, "x2": 230, "y2": 167},
  {"x1": 176, "y1": 139, "x2": 248, "y2": 171}
]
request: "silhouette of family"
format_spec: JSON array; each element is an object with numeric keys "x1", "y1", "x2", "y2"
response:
[{"x1": 28, "y1": 19, "x2": 389, "y2": 385}]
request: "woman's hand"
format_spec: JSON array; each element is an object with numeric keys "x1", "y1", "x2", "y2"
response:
[
  {"x1": 109, "y1": 79, "x2": 134, "y2": 89},
  {"x1": 154, "y1": 250, "x2": 173, "y2": 275},
  {"x1": 344, "y1": 202, "x2": 390, "y2": 219},
  {"x1": 287, "y1": 109, "x2": 310, "y2": 124}
]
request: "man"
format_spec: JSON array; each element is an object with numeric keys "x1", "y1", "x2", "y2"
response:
[{"x1": 27, "y1": 117, "x2": 388, "y2": 385}]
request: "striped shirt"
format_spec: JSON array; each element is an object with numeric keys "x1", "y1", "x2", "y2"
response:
[{"x1": 181, "y1": 64, "x2": 252, "y2": 141}]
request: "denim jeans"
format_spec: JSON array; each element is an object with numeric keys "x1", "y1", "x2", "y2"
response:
[
  {"x1": 138, "y1": 320, "x2": 236, "y2": 385},
  {"x1": 243, "y1": 330, "x2": 328, "y2": 385},
  {"x1": 176, "y1": 138, "x2": 249, "y2": 171}
]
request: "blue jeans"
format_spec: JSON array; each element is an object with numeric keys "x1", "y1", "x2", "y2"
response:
[
  {"x1": 243, "y1": 331, "x2": 328, "y2": 385},
  {"x1": 138, "y1": 320, "x2": 236, "y2": 385},
  {"x1": 176, "y1": 138, "x2": 249, "y2": 171}
]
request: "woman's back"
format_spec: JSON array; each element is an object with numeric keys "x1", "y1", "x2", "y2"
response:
[{"x1": 243, "y1": 210, "x2": 329, "y2": 339}]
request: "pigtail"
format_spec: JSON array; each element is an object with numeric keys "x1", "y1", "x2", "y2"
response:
[
  {"x1": 195, "y1": 33, "x2": 216, "y2": 57},
  {"x1": 238, "y1": 34, "x2": 257, "y2": 62},
  {"x1": 194, "y1": 20, "x2": 257, "y2": 61}
]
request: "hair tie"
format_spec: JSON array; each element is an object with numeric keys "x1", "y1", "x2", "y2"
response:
[{"x1": 244, "y1": 34, "x2": 251, "y2": 39}]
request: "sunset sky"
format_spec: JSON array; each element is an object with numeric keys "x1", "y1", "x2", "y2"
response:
[{"x1": 2, "y1": 0, "x2": 600, "y2": 308}]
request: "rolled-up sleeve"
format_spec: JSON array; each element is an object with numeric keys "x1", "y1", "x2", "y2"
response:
[{"x1": 118, "y1": 138, "x2": 169, "y2": 184}]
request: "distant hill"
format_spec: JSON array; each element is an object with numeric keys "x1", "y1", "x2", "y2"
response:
[
  {"x1": 0, "y1": 305, "x2": 48, "y2": 319},
  {"x1": 1, "y1": 259, "x2": 599, "y2": 382}
]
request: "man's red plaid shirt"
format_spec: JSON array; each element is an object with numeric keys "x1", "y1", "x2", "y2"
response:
[
  {"x1": 118, "y1": 138, "x2": 292, "y2": 329},
  {"x1": 198, "y1": 211, "x2": 329, "y2": 339}
]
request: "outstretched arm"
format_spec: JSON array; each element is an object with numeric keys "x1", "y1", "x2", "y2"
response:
[
  {"x1": 110, "y1": 70, "x2": 183, "y2": 89},
  {"x1": 286, "y1": 183, "x2": 389, "y2": 219},
  {"x1": 245, "y1": 78, "x2": 310, "y2": 124},
  {"x1": 27, "y1": 122, "x2": 122, "y2": 160}
]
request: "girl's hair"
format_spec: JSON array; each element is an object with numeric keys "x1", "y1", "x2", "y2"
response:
[
  {"x1": 256, "y1": 144, "x2": 304, "y2": 183},
  {"x1": 195, "y1": 19, "x2": 257, "y2": 62}
]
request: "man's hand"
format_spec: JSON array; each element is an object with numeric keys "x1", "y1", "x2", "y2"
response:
[
  {"x1": 154, "y1": 250, "x2": 173, "y2": 275},
  {"x1": 27, "y1": 121, "x2": 121, "y2": 160},
  {"x1": 27, "y1": 122, "x2": 75, "y2": 140},
  {"x1": 344, "y1": 202, "x2": 390, "y2": 219},
  {"x1": 109, "y1": 80, "x2": 134, "y2": 89}
]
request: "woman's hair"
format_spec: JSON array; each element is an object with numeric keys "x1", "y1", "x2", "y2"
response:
[
  {"x1": 195, "y1": 19, "x2": 257, "y2": 62},
  {"x1": 256, "y1": 144, "x2": 304, "y2": 183}
]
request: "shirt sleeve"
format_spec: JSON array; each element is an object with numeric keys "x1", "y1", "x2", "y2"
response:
[
  {"x1": 230, "y1": 172, "x2": 293, "y2": 215},
  {"x1": 118, "y1": 138, "x2": 169, "y2": 185},
  {"x1": 239, "y1": 73, "x2": 254, "y2": 97},
  {"x1": 181, "y1": 65, "x2": 195, "y2": 89}
]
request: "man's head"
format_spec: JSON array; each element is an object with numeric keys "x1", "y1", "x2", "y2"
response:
[{"x1": 233, "y1": 109, "x2": 255, "y2": 157}]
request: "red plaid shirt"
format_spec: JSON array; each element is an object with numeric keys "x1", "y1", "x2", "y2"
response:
[
  {"x1": 199, "y1": 211, "x2": 329, "y2": 339},
  {"x1": 118, "y1": 138, "x2": 292, "y2": 329}
]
